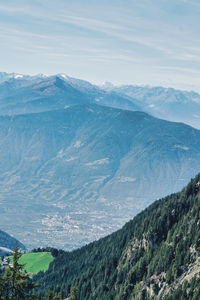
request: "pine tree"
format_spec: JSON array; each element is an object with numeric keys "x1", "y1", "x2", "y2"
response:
[
  {"x1": 0, "y1": 267, "x2": 12, "y2": 299},
  {"x1": 70, "y1": 286, "x2": 78, "y2": 300},
  {"x1": 0, "y1": 245, "x2": 37, "y2": 299},
  {"x1": 53, "y1": 292, "x2": 61, "y2": 300},
  {"x1": 46, "y1": 290, "x2": 54, "y2": 300}
]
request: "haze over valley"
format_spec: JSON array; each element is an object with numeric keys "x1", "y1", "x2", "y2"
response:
[{"x1": 0, "y1": 72, "x2": 200, "y2": 250}]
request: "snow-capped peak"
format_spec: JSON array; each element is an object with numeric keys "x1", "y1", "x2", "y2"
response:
[
  {"x1": 14, "y1": 74, "x2": 24, "y2": 79},
  {"x1": 60, "y1": 74, "x2": 68, "y2": 80}
]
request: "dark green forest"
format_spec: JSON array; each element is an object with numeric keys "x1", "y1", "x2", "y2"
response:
[{"x1": 33, "y1": 173, "x2": 200, "y2": 299}]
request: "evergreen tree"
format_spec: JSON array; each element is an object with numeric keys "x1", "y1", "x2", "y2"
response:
[
  {"x1": 0, "y1": 245, "x2": 37, "y2": 299},
  {"x1": 46, "y1": 290, "x2": 54, "y2": 300},
  {"x1": 53, "y1": 292, "x2": 61, "y2": 300},
  {"x1": 70, "y1": 286, "x2": 78, "y2": 300},
  {"x1": 0, "y1": 267, "x2": 12, "y2": 299}
]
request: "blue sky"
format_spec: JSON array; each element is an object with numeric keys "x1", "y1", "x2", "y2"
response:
[{"x1": 1, "y1": 0, "x2": 200, "y2": 91}]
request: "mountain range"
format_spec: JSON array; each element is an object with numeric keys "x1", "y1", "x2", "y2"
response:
[
  {"x1": 1, "y1": 72, "x2": 200, "y2": 130},
  {"x1": 103, "y1": 83, "x2": 200, "y2": 129},
  {"x1": 0, "y1": 72, "x2": 140, "y2": 116},
  {"x1": 0, "y1": 72, "x2": 200, "y2": 250}
]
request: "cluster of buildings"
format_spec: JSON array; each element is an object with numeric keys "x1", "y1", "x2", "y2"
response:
[{"x1": 0, "y1": 256, "x2": 13, "y2": 269}]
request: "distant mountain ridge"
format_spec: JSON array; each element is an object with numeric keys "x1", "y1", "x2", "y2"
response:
[
  {"x1": 1, "y1": 71, "x2": 199, "y2": 128},
  {"x1": 0, "y1": 72, "x2": 141, "y2": 116},
  {"x1": 104, "y1": 83, "x2": 200, "y2": 129}
]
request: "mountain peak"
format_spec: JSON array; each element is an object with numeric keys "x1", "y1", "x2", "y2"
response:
[{"x1": 57, "y1": 73, "x2": 70, "y2": 80}]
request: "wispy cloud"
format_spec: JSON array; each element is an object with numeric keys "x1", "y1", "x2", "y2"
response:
[
  {"x1": 172, "y1": 53, "x2": 200, "y2": 62},
  {"x1": 154, "y1": 65, "x2": 200, "y2": 75},
  {"x1": 0, "y1": 0, "x2": 200, "y2": 91},
  {"x1": 179, "y1": 0, "x2": 200, "y2": 7},
  {"x1": 0, "y1": 4, "x2": 29, "y2": 13}
]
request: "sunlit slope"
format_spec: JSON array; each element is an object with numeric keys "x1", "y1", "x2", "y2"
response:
[{"x1": 10, "y1": 252, "x2": 54, "y2": 274}]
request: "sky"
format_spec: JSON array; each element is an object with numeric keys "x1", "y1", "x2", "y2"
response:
[{"x1": 0, "y1": 0, "x2": 200, "y2": 91}]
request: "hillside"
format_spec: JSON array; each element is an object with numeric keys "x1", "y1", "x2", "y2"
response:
[
  {"x1": 0, "y1": 105, "x2": 200, "y2": 249},
  {"x1": 34, "y1": 173, "x2": 200, "y2": 299},
  {"x1": 0, "y1": 229, "x2": 25, "y2": 255}
]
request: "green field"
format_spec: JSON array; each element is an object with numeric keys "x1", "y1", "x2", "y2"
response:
[{"x1": 10, "y1": 252, "x2": 54, "y2": 274}]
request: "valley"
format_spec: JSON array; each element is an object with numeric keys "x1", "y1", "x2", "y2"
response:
[{"x1": 0, "y1": 81, "x2": 200, "y2": 249}]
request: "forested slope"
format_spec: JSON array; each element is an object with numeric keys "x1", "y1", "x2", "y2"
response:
[{"x1": 34, "y1": 173, "x2": 200, "y2": 299}]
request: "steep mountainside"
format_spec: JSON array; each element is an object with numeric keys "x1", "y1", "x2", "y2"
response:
[
  {"x1": 0, "y1": 104, "x2": 200, "y2": 249},
  {"x1": 34, "y1": 173, "x2": 200, "y2": 300},
  {"x1": 0, "y1": 229, "x2": 25, "y2": 255},
  {"x1": 105, "y1": 84, "x2": 200, "y2": 129}
]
